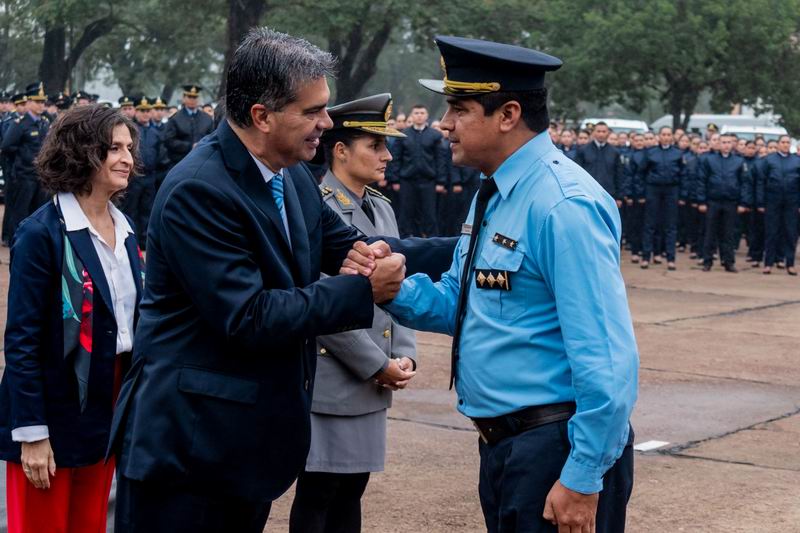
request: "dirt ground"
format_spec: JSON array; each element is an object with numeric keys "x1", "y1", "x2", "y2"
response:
[{"x1": 0, "y1": 209, "x2": 798, "y2": 532}]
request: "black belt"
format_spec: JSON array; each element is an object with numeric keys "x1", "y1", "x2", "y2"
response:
[{"x1": 471, "y1": 402, "x2": 576, "y2": 446}]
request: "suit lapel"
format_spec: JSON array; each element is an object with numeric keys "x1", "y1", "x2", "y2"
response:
[
  {"x1": 123, "y1": 235, "x2": 143, "y2": 318},
  {"x1": 350, "y1": 198, "x2": 377, "y2": 236},
  {"x1": 66, "y1": 229, "x2": 113, "y2": 314},
  {"x1": 217, "y1": 121, "x2": 292, "y2": 256},
  {"x1": 283, "y1": 167, "x2": 311, "y2": 284}
]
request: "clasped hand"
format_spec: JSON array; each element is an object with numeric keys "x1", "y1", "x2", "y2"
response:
[
  {"x1": 375, "y1": 357, "x2": 416, "y2": 390},
  {"x1": 341, "y1": 241, "x2": 406, "y2": 303}
]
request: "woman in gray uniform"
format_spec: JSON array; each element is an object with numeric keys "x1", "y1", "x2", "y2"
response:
[{"x1": 289, "y1": 94, "x2": 417, "y2": 533}]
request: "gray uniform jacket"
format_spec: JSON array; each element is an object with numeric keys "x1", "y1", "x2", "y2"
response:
[{"x1": 313, "y1": 170, "x2": 417, "y2": 416}]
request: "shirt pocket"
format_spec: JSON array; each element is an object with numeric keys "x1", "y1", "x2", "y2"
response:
[{"x1": 472, "y1": 243, "x2": 526, "y2": 320}]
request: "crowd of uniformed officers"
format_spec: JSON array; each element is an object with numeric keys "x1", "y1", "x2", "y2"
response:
[
  {"x1": 551, "y1": 121, "x2": 799, "y2": 275},
  {"x1": 0, "y1": 84, "x2": 215, "y2": 250},
  {"x1": 3, "y1": 82, "x2": 797, "y2": 275}
]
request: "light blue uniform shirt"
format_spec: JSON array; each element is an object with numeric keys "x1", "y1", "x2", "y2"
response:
[{"x1": 385, "y1": 132, "x2": 639, "y2": 494}]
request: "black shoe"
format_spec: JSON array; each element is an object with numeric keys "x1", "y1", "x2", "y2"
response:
[
  {"x1": 640, "y1": 261, "x2": 649, "y2": 269},
  {"x1": 724, "y1": 265, "x2": 738, "y2": 273},
  {"x1": 667, "y1": 263, "x2": 676, "y2": 271},
  {"x1": 702, "y1": 265, "x2": 712, "y2": 272},
  {"x1": 689, "y1": 253, "x2": 698, "y2": 260},
  {"x1": 653, "y1": 257, "x2": 663, "y2": 265},
  {"x1": 788, "y1": 268, "x2": 798, "y2": 276},
  {"x1": 777, "y1": 261, "x2": 785, "y2": 269},
  {"x1": 678, "y1": 246, "x2": 686, "y2": 253}
]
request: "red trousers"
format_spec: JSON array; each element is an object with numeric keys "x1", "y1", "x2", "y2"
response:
[
  {"x1": 6, "y1": 457, "x2": 116, "y2": 533},
  {"x1": 6, "y1": 357, "x2": 124, "y2": 533}
]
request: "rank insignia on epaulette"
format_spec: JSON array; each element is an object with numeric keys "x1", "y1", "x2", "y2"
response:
[
  {"x1": 475, "y1": 269, "x2": 511, "y2": 291},
  {"x1": 335, "y1": 189, "x2": 352, "y2": 207},
  {"x1": 319, "y1": 185, "x2": 333, "y2": 197},
  {"x1": 492, "y1": 233, "x2": 517, "y2": 250},
  {"x1": 365, "y1": 185, "x2": 391, "y2": 203}
]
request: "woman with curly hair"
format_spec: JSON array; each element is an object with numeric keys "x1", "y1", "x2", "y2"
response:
[{"x1": 0, "y1": 104, "x2": 144, "y2": 533}]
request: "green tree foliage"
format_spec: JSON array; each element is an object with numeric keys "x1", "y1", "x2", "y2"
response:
[
  {"x1": 3, "y1": 0, "x2": 800, "y2": 135},
  {"x1": 540, "y1": 0, "x2": 800, "y2": 130}
]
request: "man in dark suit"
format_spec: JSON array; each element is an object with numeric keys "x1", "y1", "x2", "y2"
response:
[
  {"x1": 574, "y1": 121, "x2": 623, "y2": 205},
  {"x1": 162, "y1": 84, "x2": 214, "y2": 169},
  {"x1": 110, "y1": 28, "x2": 454, "y2": 533},
  {"x1": 388, "y1": 105, "x2": 447, "y2": 237}
]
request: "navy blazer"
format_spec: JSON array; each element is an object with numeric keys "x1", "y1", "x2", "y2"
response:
[
  {"x1": 110, "y1": 120, "x2": 455, "y2": 503},
  {"x1": 0, "y1": 201, "x2": 142, "y2": 467}
]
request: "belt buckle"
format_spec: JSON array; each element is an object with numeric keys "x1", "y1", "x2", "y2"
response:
[{"x1": 472, "y1": 420, "x2": 490, "y2": 444}]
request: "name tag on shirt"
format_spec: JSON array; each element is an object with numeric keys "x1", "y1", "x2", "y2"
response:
[
  {"x1": 461, "y1": 223, "x2": 472, "y2": 236},
  {"x1": 475, "y1": 269, "x2": 511, "y2": 291}
]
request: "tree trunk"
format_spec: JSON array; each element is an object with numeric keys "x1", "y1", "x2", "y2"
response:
[
  {"x1": 333, "y1": 20, "x2": 392, "y2": 104},
  {"x1": 38, "y1": 16, "x2": 117, "y2": 95},
  {"x1": 219, "y1": 0, "x2": 270, "y2": 98},
  {"x1": 39, "y1": 24, "x2": 68, "y2": 93}
]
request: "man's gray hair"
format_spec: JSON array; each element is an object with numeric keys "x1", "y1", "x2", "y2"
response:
[{"x1": 226, "y1": 27, "x2": 337, "y2": 127}]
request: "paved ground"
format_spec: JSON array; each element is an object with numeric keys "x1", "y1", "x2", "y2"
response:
[{"x1": 0, "y1": 210, "x2": 798, "y2": 531}]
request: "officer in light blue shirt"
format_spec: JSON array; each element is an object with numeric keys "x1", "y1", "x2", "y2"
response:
[{"x1": 384, "y1": 36, "x2": 639, "y2": 533}]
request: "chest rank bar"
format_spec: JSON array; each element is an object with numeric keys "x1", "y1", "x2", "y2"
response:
[
  {"x1": 475, "y1": 269, "x2": 511, "y2": 291},
  {"x1": 492, "y1": 233, "x2": 517, "y2": 250}
]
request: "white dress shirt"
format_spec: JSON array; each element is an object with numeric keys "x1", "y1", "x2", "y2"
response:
[
  {"x1": 11, "y1": 193, "x2": 138, "y2": 443},
  {"x1": 249, "y1": 154, "x2": 292, "y2": 248}
]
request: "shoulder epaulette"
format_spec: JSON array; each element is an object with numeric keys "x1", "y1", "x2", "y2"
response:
[
  {"x1": 319, "y1": 184, "x2": 334, "y2": 198},
  {"x1": 365, "y1": 185, "x2": 391, "y2": 203}
]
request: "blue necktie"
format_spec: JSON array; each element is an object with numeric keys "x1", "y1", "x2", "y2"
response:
[{"x1": 271, "y1": 172, "x2": 285, "y2": 219}]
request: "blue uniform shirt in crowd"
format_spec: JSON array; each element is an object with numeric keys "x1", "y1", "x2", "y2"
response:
[{"x1": 385, "y1": 132, "x2": 639, "y2": 494}]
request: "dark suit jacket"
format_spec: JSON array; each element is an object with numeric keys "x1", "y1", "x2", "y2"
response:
[
  {"x1": 162, "y1": 107, "x2": 214, "y2": 167},
  {"x1": 110, "y1": 120, "x2": 455, "y2": 503},
  {"x1": 0, "y1": 201, "x2": 142, "y2": 466},
  {"x1": 575, "y1": 142, "x2": 623, "y2": 199}
]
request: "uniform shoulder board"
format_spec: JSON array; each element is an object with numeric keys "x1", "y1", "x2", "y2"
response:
[
  {"x1": 365, "y1": 185, "x2": 391, "y2": 203},
  {"x1": 319, "y1": 184, "x2": 334, "y2": 198}
]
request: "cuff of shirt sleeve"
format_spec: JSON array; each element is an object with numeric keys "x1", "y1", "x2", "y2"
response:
[
  {"x1": 12, "y1": 425, "x2": 49, "y2": 443},
  {"x1": 560, "y1": 456, "x2": 604, "y2": 495}
]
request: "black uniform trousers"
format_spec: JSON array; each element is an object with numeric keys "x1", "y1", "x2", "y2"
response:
[
  {"x1": 399, "y1": 178, "x2": 437, "y2": 237},
  {"x1": 747, "y1": 210, "x2": 765, "y2": 262},
  {"x1": 642, "y1": 184, "x2": 679, "y2": 262},
  {"x1": 688, "y1": 207, "x2": 705, "y2": 256},
  {"x1": 627, "y1": 201, "x2": 646, "y2": 256},
  {"x1": 479, "y1": 420, "x2": 634, "y2": 533},
  {"x1": 764, "y1": 193, "x2": 799, "y2": 268},
  {"x1": 289, "y1": 471, "x2": 371, "y2": 533},
  {"x1": 5, "y1": 177, "x2": 46, "y2": 244},
  {"x1": 1, "y1": 163, "x2": 16, "y2": 244},
  {"x1": 114, "y1": 475, "x2": 272, "y2": 533},
  {"x1": 121, "y1": 173, "x2": 156, "y2": 250},
  {"x1": 703, "y1": 200, "x2": 738, "y2": 267}
]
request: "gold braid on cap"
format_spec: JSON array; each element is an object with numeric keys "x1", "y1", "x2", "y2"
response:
[
  {"x1": 342, "y1": 120, "x2": 389, "y2": 128},
  {"x1": 440, "y1": 56, "x2": 500, "y2": 94}
]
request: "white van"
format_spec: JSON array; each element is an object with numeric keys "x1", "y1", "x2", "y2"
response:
[
  {"x1": 719, "y1": 125, "x2": 788, "y2": 141},
  {"x1": 650, "y1": 113, "x2": 781, "y2": 135},
  {"x1": 578, "y1": 118, "x2": 649, "y2": 134}
]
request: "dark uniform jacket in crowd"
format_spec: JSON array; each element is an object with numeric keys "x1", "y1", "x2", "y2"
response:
[
  {"x1": 162, "y1": 107, "x2": 214, "y2": 167},
  {"x1": 696, "y1": 152, "x2": 753, "y2": 205},
  {"x1": 575, "y1": 141, "x2": 623, "y2": 199},
  {"x1": 108, "y1": 120, "x2": 457, "y2": 502},
  {"x1": 623, "y1": 148, "x2": 647, "y2": 200},
  {"x1": 637, "y1": 144, "x2": 686, "y2": 187},
  {"x1": 0, "y1": 113, "x2": 49, "y2": 183},
  {"x1": 388, "y1": 126, "x2": 447, "y2": 184},
  {"x1": 681, "y1": 151, "x2": 701, "y2": 203},
  {"x1": 136, "y1": 121, "x2": 164, "y2": 175},
  {"x1": 758, "y1": 152, "x2": 800, "y2": 207}
]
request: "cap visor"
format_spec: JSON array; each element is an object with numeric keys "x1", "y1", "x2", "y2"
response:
[
  {"x1": 418, "y1": 79, "x2": 448, "y2": 95},
  {"x1": 357, "y1": 126, "x2": 407, "y2": 138}
]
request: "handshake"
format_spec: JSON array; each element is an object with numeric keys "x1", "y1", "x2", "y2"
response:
[{"x1": 340, "y1": 241, "x2": 406, "y2": 304}]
